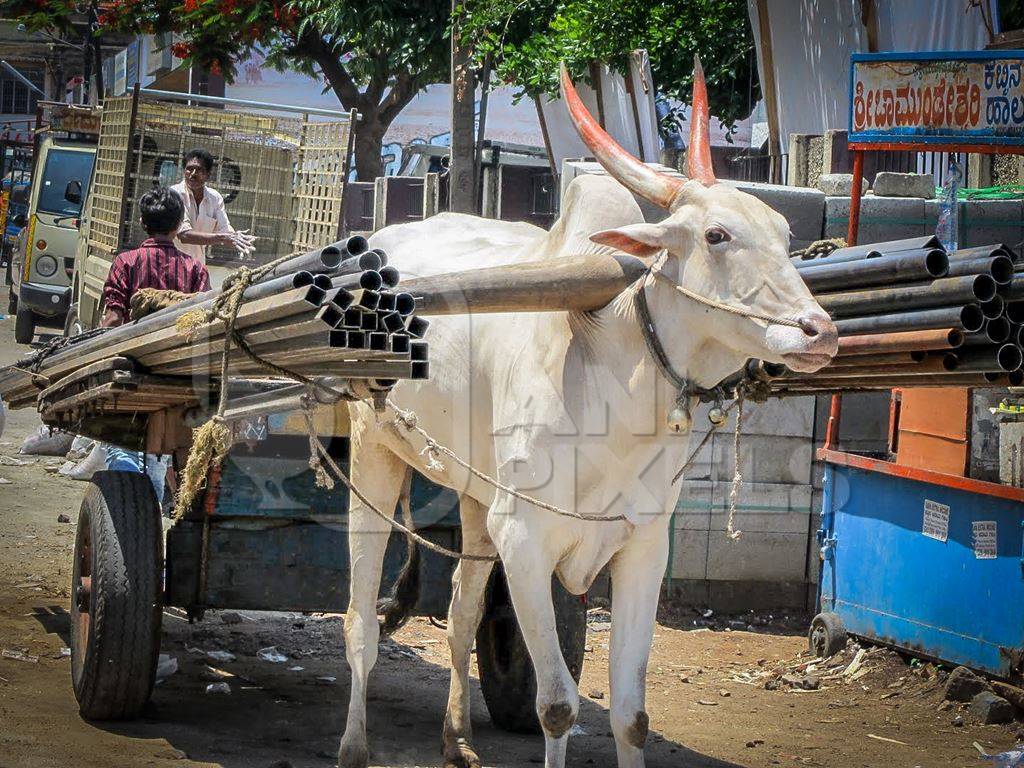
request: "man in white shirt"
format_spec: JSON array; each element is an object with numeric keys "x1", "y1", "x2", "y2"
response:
[{"x1": 171, "y1": 148, "x2": 256, "y2": 263}]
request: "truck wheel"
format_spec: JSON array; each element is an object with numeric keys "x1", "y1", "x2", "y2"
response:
[
  {"x1": 476, "y1": 566, "x2": 587, "y2": 734},
  {"x1": 808, "y1": 612, "x2": 847, "y2": 658},
  {"x1": 64, "y1": 305, "x2": 82, "y2": 338},
  {"x1": 71, "y1": 471, "x2": 163, "y2": 720},
  {"x1": 14, "y1": 306, "x2": 34, "y2": 344}
]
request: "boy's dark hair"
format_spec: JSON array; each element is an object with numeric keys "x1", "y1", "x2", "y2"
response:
[
  {"x1": 183, "y1": 148, "x2": 215, "y2": 173},
  {"x1": 139, "y1": 187, "x2": 184, "y2": 235}
]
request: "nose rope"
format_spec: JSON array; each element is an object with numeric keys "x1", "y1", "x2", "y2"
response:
[{"x1": 648, "y1": 261, "x2": 803, "y2": 329}]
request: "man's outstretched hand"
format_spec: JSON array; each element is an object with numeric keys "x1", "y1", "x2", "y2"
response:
[{"x1": 222, "y1": 229, "x2": 257, "y2": 256}]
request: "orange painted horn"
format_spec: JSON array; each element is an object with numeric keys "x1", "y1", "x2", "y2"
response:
[
  {"x1": 560, "y1": 63, "x2": 684, "y2": 210},
  {"x1": 688, "y1": 56, "x2": 716, "y2": 186}
]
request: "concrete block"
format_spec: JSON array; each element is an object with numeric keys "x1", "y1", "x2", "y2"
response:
[
  {"x1": 669, "y1": 528, "x2": 708, "y2": 580},
  {"x1": 817, "y1": 174, "x2": 868, "y2": 197},
  {"x1": 824, "y1": 195, "x2": 926, "y2": 244},
  {"x1": 673, "y1": 480, "x2": 713, "y2": 531},
  {"x1": 722, "y1": 180, "x2": 825, "y2": 245},
  {"x1": 787, "y1": 133, "x2": 818, "y2": 187},
  {"x1": 873, "y1": 172, "x2": 935, "y2": 199},
  {"x1": 711, "y1": 433, "x2": 813, "y2": 485},
  {"x1": 706, "y1": 530, "x2": 809, "y2": 582},
  {"x1": 733, "y1": 396, "x2": 816, "y2": 438},
  {"x1": 961, "y1": 199, "x2": 1024, "y2": 250},
  {"x1": 708, "y1": 482, "x2": 813, "y2": 534}
]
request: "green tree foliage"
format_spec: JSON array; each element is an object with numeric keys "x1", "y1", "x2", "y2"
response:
[
  {"x1": 463, "y1": 0, "x2": 759, "y2": 133},
  {"x1": 5, "y1": 0, "x2": 452, "y2": 180}
]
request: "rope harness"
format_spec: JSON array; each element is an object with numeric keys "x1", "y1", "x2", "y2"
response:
[{"x1": 170, "y1": 246, "x2": 816, "y2": 559}]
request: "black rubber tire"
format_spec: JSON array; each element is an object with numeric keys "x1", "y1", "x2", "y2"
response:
[
  {"x1": 14, "y1": 306, "x2": 35, "y2": 344},
  {"x1": 6, "y1": 285, "x2": 15, "y2": 314},
  {"x1": 808, "y1": 612, "x2": 847, "y2": 658},
  {"x1": 71, "y1": 471, "x2": 163, "y2": 721},
  {"x1": 476, "y1": 566, "x2": 587, "y2": 734}
]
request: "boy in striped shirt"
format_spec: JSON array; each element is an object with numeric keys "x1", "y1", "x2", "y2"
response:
[
  {"x1": 101, "y1": 186, "x2": 210, "y2": 327},
  {"x1": 99, "y1": 187, "x2": 210, "y2": 506}
]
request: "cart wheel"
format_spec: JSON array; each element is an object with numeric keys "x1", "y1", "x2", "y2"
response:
[
  {"x1": 476, "y1": 566, "x2": 587, "y2": 734},
  {"x1": 14, "y1": 306, "x2": 35, "y2": 344},
  {"x1": 71, "y1": 471, "x2": 163, "y2": 720},
  {"x1": 808, "y1": 612, "x2": 847, "y2": 658},
  {"x1": 63, "y1": 305, "x2": 82, "y2": 338}
]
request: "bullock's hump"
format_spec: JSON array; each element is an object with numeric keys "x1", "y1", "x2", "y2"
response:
[{"x1": 369, "y1": 213, "x2": 546, "y2": 279}]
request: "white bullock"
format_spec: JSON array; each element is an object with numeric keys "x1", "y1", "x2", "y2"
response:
[{"x1": 336, "y1": 62, "x2": 837, "y2": 768}]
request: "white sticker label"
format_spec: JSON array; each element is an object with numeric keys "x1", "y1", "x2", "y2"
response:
[
  {"x1": 922, "y1": 499, "x2": 950, "y2": 542},
  {"x1": 972, "y1": 521, "x2": 998, "y2": 559}
]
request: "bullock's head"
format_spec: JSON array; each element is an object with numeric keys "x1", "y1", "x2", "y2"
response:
[{"x1": 561, "y1": 59, "x2": 836, "y2": 375}]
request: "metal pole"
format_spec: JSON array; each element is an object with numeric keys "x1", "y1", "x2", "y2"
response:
[{"x1": 848, "y1": 149, "x2": 864, "y2": 246}]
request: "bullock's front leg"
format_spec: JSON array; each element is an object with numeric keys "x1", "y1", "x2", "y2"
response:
[
  {"x1": 500, "y1": 535, "x2": 578, "y2": 768},
  {"x1": 607, "y1": 523, "x2": 669, "y2": 768},
  {"x1": 442, "y1": 495, "x2": 496, "y2": 768},
  {"x1": 338, "y1": 444, "x2": 406, "y2": 768}
]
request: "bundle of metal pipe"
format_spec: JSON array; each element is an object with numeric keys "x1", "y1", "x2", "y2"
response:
[
  {"x1": 0, "y1": 242, "x2": 432, "y2": 417},
  {"x1": 769, "y1": 236, "x2": 1024, "y2": 394}
]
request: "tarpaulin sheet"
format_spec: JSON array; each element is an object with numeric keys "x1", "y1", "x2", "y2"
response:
[{"x1": 748, "y1": 0, "x2": 998, "y2": 153}]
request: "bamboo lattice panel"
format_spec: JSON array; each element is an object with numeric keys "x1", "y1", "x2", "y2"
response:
[
  {"x1": 290, "y1": 117, "x2": 354, "y2": 254},
  {"x1": 123, "y1": 100, "x2": 302, "y2": 269},
  {"x1": 87, "y1": 95, "x2": 133, "y2": 255}
]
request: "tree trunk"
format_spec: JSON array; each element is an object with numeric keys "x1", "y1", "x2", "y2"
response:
[{"x1": 352, "y1": 117, "x2": 386, "y2": 181}]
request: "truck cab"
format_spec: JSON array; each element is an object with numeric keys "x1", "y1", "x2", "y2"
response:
[{"x1": 12, "y1": 135, "x2": 96, "y2": 343}]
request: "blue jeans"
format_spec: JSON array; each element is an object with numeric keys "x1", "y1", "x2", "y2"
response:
[{"x1": 103, "y1": 444, "x2": 171, "y2": 506}]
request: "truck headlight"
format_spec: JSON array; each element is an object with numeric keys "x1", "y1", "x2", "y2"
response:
[{"x1": 34, "y1": 255, "x2": 57, "y2": 277}]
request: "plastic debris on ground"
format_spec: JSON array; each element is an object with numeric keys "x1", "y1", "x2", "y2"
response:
[
  {"x1": 980, "y1": 744, "x2": 1024, "y2": 767},
  {"x1": 156, "y1": 654, "x2": 178, "y2": 683},
  {"x1": 257, "y1": 646, "x2": 289, "y2": 663},
  {"x1": 206, "y1": 650, "x2": 236, "y2": 663},
  {"x1": 205, "y1": 682, "x2": 231, "y2": 695},
  {"x1": 18, "y1": 426, "x2": 74, "y2": 457},
  {"x1": 58, "y1": 443, "x2": 107, "y2": 481},
  {"x1": 2, "y1": 648, "x2": 39, "y2": 663}
]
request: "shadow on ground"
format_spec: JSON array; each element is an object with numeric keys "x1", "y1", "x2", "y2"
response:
[{"x1": 90, "y1": 610, "x2": 742, "y2": 768}]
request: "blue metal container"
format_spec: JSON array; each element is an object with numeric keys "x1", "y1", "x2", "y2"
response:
[{"x1": 817, "y1": 451, "x2": 1024, "y2": 677}]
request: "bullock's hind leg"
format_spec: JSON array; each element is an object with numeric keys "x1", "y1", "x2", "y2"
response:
[
  {"x1": 337, "y1": 443, "x2": 406, "y2": 768},
  {"x1": 442, "y1": 495, "x2": 496, "y2": 768},
  {"x1": 607, "y1": 523, "x2": 669, "y2": 768},
  {"x1": 500, "y1": 542, "x2": 577, "y2": 768}
]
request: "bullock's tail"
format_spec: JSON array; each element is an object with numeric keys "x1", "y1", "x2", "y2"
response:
[{"x1": 378, "y1": 468, "x2": 420, "y2": 636}]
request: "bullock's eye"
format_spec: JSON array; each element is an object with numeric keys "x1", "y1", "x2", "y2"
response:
[{"x1": 705, "y1": 227, "x2": 730, "y2": 245}]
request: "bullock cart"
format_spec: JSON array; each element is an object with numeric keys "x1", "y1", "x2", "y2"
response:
[{"x1": 0, "y1": 241, "x2": 590, "y2": 730}]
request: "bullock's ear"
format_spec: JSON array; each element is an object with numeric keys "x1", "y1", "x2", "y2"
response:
[{"x1": 590, "y1": 223, "x2": 667, "y2": 258}]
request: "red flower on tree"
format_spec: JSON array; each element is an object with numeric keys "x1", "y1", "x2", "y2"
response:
[
  {"x1": 170, "y1": 41, "x2": 193, "y2": 58},
  {"x1": 183, "y1": 0, "x2": 199, "y2": 11}
]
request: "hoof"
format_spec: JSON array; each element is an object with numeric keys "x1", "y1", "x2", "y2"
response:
[
  {"x1": 339, "y1": 741, "x2": 370, "y2": 768},
  {"x1": 540, "y1": 702, "x2": 575, "y2": 738},
  {"x1": 443, "y1": 736, "x2": 482, "y2": 768}
]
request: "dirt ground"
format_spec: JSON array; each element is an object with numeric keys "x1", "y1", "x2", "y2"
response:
[{"x1": 0, "y1": 313, "x2": 1021, "y2": 768}]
